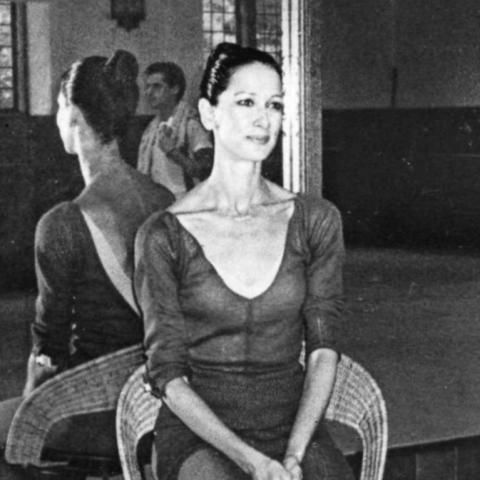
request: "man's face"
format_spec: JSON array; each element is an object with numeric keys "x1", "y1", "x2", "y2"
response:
[{"x1": 144, "y1": 73, "x2": 179, "y2": 111}]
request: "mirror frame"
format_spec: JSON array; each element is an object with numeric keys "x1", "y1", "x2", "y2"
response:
[{"x1": 282, "y1": 0, "x2": 322, "y2": 196}]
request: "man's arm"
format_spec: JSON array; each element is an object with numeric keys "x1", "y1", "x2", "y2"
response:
[{"x1": 167, "y1": 146, "x2": 213, "y2": 181}]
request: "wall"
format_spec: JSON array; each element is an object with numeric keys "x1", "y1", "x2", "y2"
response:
[
  {"x1": 27, "y1": 0, "x2": 205, "y2": 115},
  {"x1": 317, "y1": 0, "x2": 480, "y2": 249},
  {"x1": 321, "y1": 0, "x2": 480, "y2": 109},
  {"x1": 323, "y1": 108, "x2": 480, "y2": 249}
]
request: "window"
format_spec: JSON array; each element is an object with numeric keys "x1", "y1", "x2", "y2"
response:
[
  {"x1": 202, "y1": 0, "x2": 236, "y2": 60},
  {"x1": 0, "y1": 1, "x2": 16, "y2": 109},
  {"x1": 202, "y1": 0, "x2": 282, "y2": 62},
  {"x1": 255, "y1": 0, "x2": 281, "y2": 61}
]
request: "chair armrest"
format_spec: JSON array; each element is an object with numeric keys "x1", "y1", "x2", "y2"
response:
[
  {"x1": 5, "y1": 343, "x2": 144, "y2": 468},
  {"x1": 116, "y1": 365, "x2": 162, "y2": 480}
]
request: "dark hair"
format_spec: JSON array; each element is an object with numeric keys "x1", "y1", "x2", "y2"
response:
[
  {"x1": 144, "y1": 62, "x2": 186, "y2": 102},
  {"x1": 60, "y1": 50, "x2": 139, "y2": 144},
  {"x1": 200, "y1": 42, "x2": 281, "y2": 105}
]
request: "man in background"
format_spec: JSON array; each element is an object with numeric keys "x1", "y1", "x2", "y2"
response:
[{"x1": 138, "y1": 62, "x2": 213, "y2": 198}]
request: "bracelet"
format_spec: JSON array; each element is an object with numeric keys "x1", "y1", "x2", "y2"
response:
[{"x1": 284, "y1": 453, "x2": 302, "y2": 464}]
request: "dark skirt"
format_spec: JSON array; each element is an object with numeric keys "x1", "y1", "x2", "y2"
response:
[{"x1": 153, "y1": 364, "x2": 353, "y2": 480}]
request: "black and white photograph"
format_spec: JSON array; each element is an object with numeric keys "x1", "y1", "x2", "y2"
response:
[{"x1": 0, "y1": 1, "x2": 478, "y2": 479}]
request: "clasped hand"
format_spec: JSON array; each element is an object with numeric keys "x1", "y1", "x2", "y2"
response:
[
  {"x1": 251, "y1": 454, "x2": 302, "y2": 480},
  {"x1": 157, "y1": 122, "x2": 178, "y2": 154}
]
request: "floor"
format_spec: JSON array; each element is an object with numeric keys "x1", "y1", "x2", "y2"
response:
[{"x1": 2, "y1": 246, "x2": 480, "y2": 479}]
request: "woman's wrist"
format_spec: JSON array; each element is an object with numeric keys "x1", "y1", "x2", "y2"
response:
[
  {"x1": 284, "y1": 450, "x2": 303, "y2": 464},
  {"x1": 232, "y1": 444, "x2": 266, "y2": 475}
]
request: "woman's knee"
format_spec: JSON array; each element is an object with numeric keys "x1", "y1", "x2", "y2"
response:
[
  {"x1": 302, "y1": 440, "x2": 354, "y2": 480},
  {"x1": 177, "y1": 448, "x2": 248, "y2": 480}
]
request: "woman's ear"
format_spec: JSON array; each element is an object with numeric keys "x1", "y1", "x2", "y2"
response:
[{"x1": 198, "y1": 98, "x2": 216, "y2": 131}]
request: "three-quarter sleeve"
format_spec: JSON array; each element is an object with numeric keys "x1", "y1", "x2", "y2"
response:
[
  {"x1": 31, "y1": 203, "x2": 78, "y2": 367},
  {"x1": 302, "y1": 198, "x2": 345, "y2": 357},
  {"x1": 134, "y1": 213, "x2": 189, "y2": 397}
]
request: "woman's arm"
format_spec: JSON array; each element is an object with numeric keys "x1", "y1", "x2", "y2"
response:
[
  {"x1": 283, "y1": 199, "x2": 345, "y2": 477},
  {"x1": 27, "y1": 204, "x2": 77, "y2": 394},
  {"x1": 284, "y1": 348, "x2": 338, "y2": 467},
  {"x1": 164, "y1": 377, "x2": 294, "y2": 480}
]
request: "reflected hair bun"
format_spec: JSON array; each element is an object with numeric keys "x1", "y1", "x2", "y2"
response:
[
  {"x1": 104, "y1": 49, "x2": 139, "y2": 86},
  {"x1": 60, "y1": 49, "x2": 140, "y2": 143}
]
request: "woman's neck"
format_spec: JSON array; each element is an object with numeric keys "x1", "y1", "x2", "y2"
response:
[
  {"x1": 77, "y1": 141, "x2": 124, "y2": 186},
  {"x1": 206, "y1": 159, "x2": 270, "y2": 216}
]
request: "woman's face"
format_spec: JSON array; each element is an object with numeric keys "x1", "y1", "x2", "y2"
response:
[
  {"x1": 211, "y1": 62, "x2": 283, "y2": 164},
  {"x1": 56, "y1": 91, "x2": 76, "y2": 154}
]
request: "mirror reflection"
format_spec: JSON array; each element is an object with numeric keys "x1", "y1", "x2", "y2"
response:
[{"x1": 0, "y1": 1, "x2": 478, "y2": 479}]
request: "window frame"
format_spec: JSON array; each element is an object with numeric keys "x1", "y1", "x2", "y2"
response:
[
  {"x1": 0, "y1": 1, "x2": 28, "y2": 114},
  {"x1": 202, "y1": 0, "x2": 281, "y2": 63}
]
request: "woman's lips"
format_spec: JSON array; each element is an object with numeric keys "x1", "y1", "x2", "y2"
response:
[{"x1": 247, "y1": 135, "x2": 270, "y2": 145}]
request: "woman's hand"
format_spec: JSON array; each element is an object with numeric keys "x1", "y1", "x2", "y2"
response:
[
  {"x1": 23, "y1": 353, "x2": 58, "y2": 397},
  {"x1": 283, "y1": 454, "x2": 303, "y2": 480},
  {"x1": 250, "y1": 454, "x2": 295, "y2": 480}
]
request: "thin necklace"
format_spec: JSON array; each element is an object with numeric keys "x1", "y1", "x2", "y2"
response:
[{"x1": 171, "y1": 196, "x2": 297, "y2": 217}]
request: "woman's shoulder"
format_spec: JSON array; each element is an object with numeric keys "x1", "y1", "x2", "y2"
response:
[
  {"x1": 136, "y1": 208, "x2": 179, "y2": 248},
  {"x1": 294, "y1": 194, "x2": 343, "y2": 232},
  {"x1": 128, "y1": 166, "x2": 176, "y2": 208},
  {"x1": 37, "y1": 201, "x2": 80, "y2": 230},
  {"x1": 35, "y1": 201, "x2": 82, "y2": 246},
  {"x1": 166, "y1": 181, "x2": 210, "y2": 215},
  {"x1": 296, "y1": 193, "x2": 340, "y2": 212}
]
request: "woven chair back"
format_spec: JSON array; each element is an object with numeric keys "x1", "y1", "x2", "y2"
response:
[
  {"x1": 117, "y1": 365, "x2": 162, "y2": 480},
  {"x1": 325, "y1": 354, "x2": 388, "y2": 480},
  {"x1": 5, "y1": 344, "x2": 144, "y2": 469}
]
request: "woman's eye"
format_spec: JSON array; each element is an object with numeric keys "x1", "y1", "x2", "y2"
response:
[
  {"x1": 269, "y1": 101, "x2": 284, "y2": 113},
  {"x1": 238, "y1": 98, "x2": 254, "y2": 106}
]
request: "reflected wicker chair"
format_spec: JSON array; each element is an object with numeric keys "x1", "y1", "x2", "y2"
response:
[
  {"x1": 116, "y1": 354, "x2": 388, "y2": 480},
  {"x1": 5, "y1": 343, "x2": 144, "y2": 478}
]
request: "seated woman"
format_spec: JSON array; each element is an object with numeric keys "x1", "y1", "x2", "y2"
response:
[
  {"x1": 0, "y1": 50, "x2": 173, "y2": 479},
  {"x1": 135, "y1": 43, "x2": 353, "y2": 480}
]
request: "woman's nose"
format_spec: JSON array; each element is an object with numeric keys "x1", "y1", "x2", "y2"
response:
[{"x1": 253, "y1": 107, "x2": 270, "y2": 127}]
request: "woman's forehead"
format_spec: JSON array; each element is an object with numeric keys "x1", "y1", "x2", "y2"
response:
[{"x1": 227, "y1": 62, "x2": 282, "y2": 92}]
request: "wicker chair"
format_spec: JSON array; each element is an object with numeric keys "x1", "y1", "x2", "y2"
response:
[
  {"x1": 5, "y1": 343, "x2": 144, "y2": 478},
  {"x1": 324, "y1": 355, "x2": 388, "y2": 480},
  {"x1": 116, "y1": 354, "x2": 388, "y2": 480}
]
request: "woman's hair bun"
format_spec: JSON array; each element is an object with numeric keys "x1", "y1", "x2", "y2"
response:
[
  {"x1": 200, "y1": 42, "x2": 281, "y2": 105},
  {"x1": 104, "y1": 49, "x2": 139, "y2": 85}
]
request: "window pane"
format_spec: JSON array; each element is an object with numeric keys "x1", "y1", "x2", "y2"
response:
[
  {"x1": 0, "y1": 25, "x2": 11, "y2": 45},
  {"x1": 224, "y1": 33, "x2": 235, "y2": 44},
  {"x1": 0, "y1": 67, "x2": 12, "y2": 88},
  {"x1": 0, "y1": 46, "x2": 11, "y2": 67},
  {"x1": 0, "y1": 5, "x2": 10, "y2": 25},
  {"x1": 203, "y1": 12, "x2": 212, "y2": 31},
  {"x1": 223, "y1": 13, "x2": 235, "y2": 35},
  {"x1": 211, "y1": 31, "x2": 225, "y2": 47},
  {"x1": 210, "y1": 0, "x2": 225, "y2": 13},
  {"x1": 0, "y1": 88, "x2": 13, "y2": 108},
  {"x1": 224, "y1": 0, "x2": 235, "y2": 13},
  {"x1": 211, "y1": 13, "x2": 224, "y2": 30}
]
